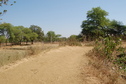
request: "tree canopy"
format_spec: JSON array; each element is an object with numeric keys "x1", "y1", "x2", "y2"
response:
[
  {"x1": 0, "y1": 23, "x2": 44, "y2": 45},
  {"x1": 29, "y1": 25, "x2": 44, "y2": 41},
  {"x1": 81, "y1": 7, "x2": 126, "y2": 41}
]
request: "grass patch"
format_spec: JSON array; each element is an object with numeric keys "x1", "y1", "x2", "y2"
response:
[
  {"x1": 0, "y1": 43, "x2": 59, "y2": 67},
  {"x1": 0, "y1": 50, "x2": 27, "y2": 67}
]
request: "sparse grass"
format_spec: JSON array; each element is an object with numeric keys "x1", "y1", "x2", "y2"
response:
[
  {"x1": 0, "y1": 43, "x2": 59, "y2": 67},
  {"x1": 0, "y1": 50, "x2": 27, "y2": 67}
]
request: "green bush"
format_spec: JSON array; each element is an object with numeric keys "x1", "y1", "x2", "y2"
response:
[
  {"x1": 94, "y1": 37, "x2": 121, "y2": 59},
  {"x1": 93, "y1": 36, "x2": 126, "y2": 71}
]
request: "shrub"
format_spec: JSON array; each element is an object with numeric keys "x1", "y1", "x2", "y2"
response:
[{"x1": 86, "y1": 36, "x2": 126, "y2": 83}]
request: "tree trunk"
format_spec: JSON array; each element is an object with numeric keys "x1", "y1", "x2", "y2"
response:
[
  {"x1": 0, "y1": 42, "x2": 1, "y2": 47},
  {"x1": 20, "y1": 40, "x2": 22, "y2": 46},
  {"x1": 31, "y1": 40, "x2": 34, "y2": 44},
  {"x1": 26, "y1": 41, "x2": 28, "y2": 45},
  {"x1": 6, "y1": 39, "x2": 7, "y2": 46}
]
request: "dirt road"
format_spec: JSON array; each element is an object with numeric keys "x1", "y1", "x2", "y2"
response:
[{"x1": 0, "y1": 46, "x2": 92, "y2": 84}]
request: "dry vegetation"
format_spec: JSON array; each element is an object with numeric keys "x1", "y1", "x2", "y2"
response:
[
  {"x1": 0, "y1": 43, "x2": 59, "y2": 67},
  {"x1": 83, "y1": 41, "x2": 126, "y2": 84},
  {"x1": 59, "y1": 40, "x2": 82, "y2": 46},
  {"x1": 85, "y1": 53, "x2": 125, "y2": 84}
]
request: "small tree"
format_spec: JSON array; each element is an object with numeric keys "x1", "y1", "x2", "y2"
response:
[{"x1": 46, "y1": 31, "x2": 56, "y2": 43}]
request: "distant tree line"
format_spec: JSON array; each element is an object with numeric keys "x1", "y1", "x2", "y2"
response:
[
  {"x1": 80, "y1": 7, "x2": 126, "y2": 41},
  {"x1": 0, "y1": 23, "x2": 63, "y2": 46}
]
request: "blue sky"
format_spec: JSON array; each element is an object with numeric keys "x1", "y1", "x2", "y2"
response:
[{"x1": 1, "y1": 0, "x2": 126, "y2": 37}]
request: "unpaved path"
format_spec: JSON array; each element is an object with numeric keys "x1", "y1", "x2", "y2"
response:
[{"x1": 0, "y1": 46, "x2": 92, "y2": 84}]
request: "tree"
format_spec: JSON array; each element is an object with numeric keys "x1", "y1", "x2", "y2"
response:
[
  {"x1": 29, "y1": 25, "x2": 44, "y2": 41},
  {"x1": 46, "y1": 31, "x2": 56, "y2": 43},
  {"x1": 0, "y1": 23, "x2": 13, "y2": 45},
  {"x1": 22, "y1": 28, "x2": 32, "y2": 44},
  {"x1": 69, "y1": 35, "x2": 77, "y2": 41},
  {"x1": 55, "y1": 34, "x2": 61, "y2": 42},
  {"x1": 11, "y1": 26, "x2": 24, "y2": 45},
  {"x1": 29, "y1": 32, "x2": 38, "y2": 44},
  {"x1": 81, "y1": 7, "x2": 109, "y2": 41},
  {"x1": 108, "y1": 20, "x2": 126, "y2": 37}
]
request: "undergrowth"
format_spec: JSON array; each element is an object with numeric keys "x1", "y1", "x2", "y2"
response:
[{"x1": 86, "y1": 36, "x2": 126, "y2": 83}]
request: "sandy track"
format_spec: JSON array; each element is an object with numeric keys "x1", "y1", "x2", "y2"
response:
[{"x1": 0, "y1": 46, "x2": 92, "y2": 84}]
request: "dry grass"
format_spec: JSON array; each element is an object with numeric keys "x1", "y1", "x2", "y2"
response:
[
  {"x1": 59, "y1": 41, "x2": 82, "y2": 46},
  {"x1": 0, "y1": 43, "x2": 59, "y2": 67},
  {"x1": 27, "y1": 43, "x2": 59, "y2": 55},
  {"x1": 84, "y1": 41, "x2": 95, "y2": 46},
  {"x1": 0, "y1": 50, "x2": 27, "y2": 67},
  {"x1": 83, "y1": 50, "x2": 126, "y2": 84}
]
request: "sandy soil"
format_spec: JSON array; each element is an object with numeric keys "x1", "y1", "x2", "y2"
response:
[{"x1": 0, "y1": 46, "x2": 93, "y2": 84}]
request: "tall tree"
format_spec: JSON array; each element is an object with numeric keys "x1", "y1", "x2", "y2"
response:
[{"x1": 81, "y1": 7, "x2": 109, "y2": 41}]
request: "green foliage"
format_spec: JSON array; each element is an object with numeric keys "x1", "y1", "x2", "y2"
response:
[
  {"x1": 0, "y1": 35, "x2": 6, "y2": 43},
  {"x1": 44, "y1": 31, "x2": 62, "y2": 43},
  {"x1": 93, "y1": 36, "x2": 126, "y2": 71},
  {"x1": 115, "y1": 56, "x2": 126, "y2": 70},
  {"x1": 46, "y1": 31, "x2": 56, "y2": 43},
  {"x1": 29, "y1": 25, "x2": 44, "y2": 41},
  {"x1": 81, "y1": 7, "x2": 126, "y2": 41},
  {"x1": 115, "y1": 47, "x2": 126, "y2": 70},
  {"x1": 11, "y1": 26, "x2": 24, "y2": 44},
  {"x1": 81, "y1": 7, "x2": 109, "y2": 41},
  {"x1": 59, "y1": 35, "x2": 82, "y2": 46},
  {"x1": 0, "y1": 23, "x2": 40, "y2": 45},
  {"x1": 94, "y1": 37, "x2": 121, "y2": 58},
  {"x1": 30, "y1": 32, "x2": 38, "y2": 44}
]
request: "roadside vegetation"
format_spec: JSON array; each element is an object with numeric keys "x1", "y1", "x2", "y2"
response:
[
  {"x1": 80, "y1": 7, "x2": 126, "y2": 83},
  {"x1": 0, "y1": 43, "x2": 59, "y2": 67},
  {"x1": 59, "y1": 35, "x2": 82, "y2": 46}
]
